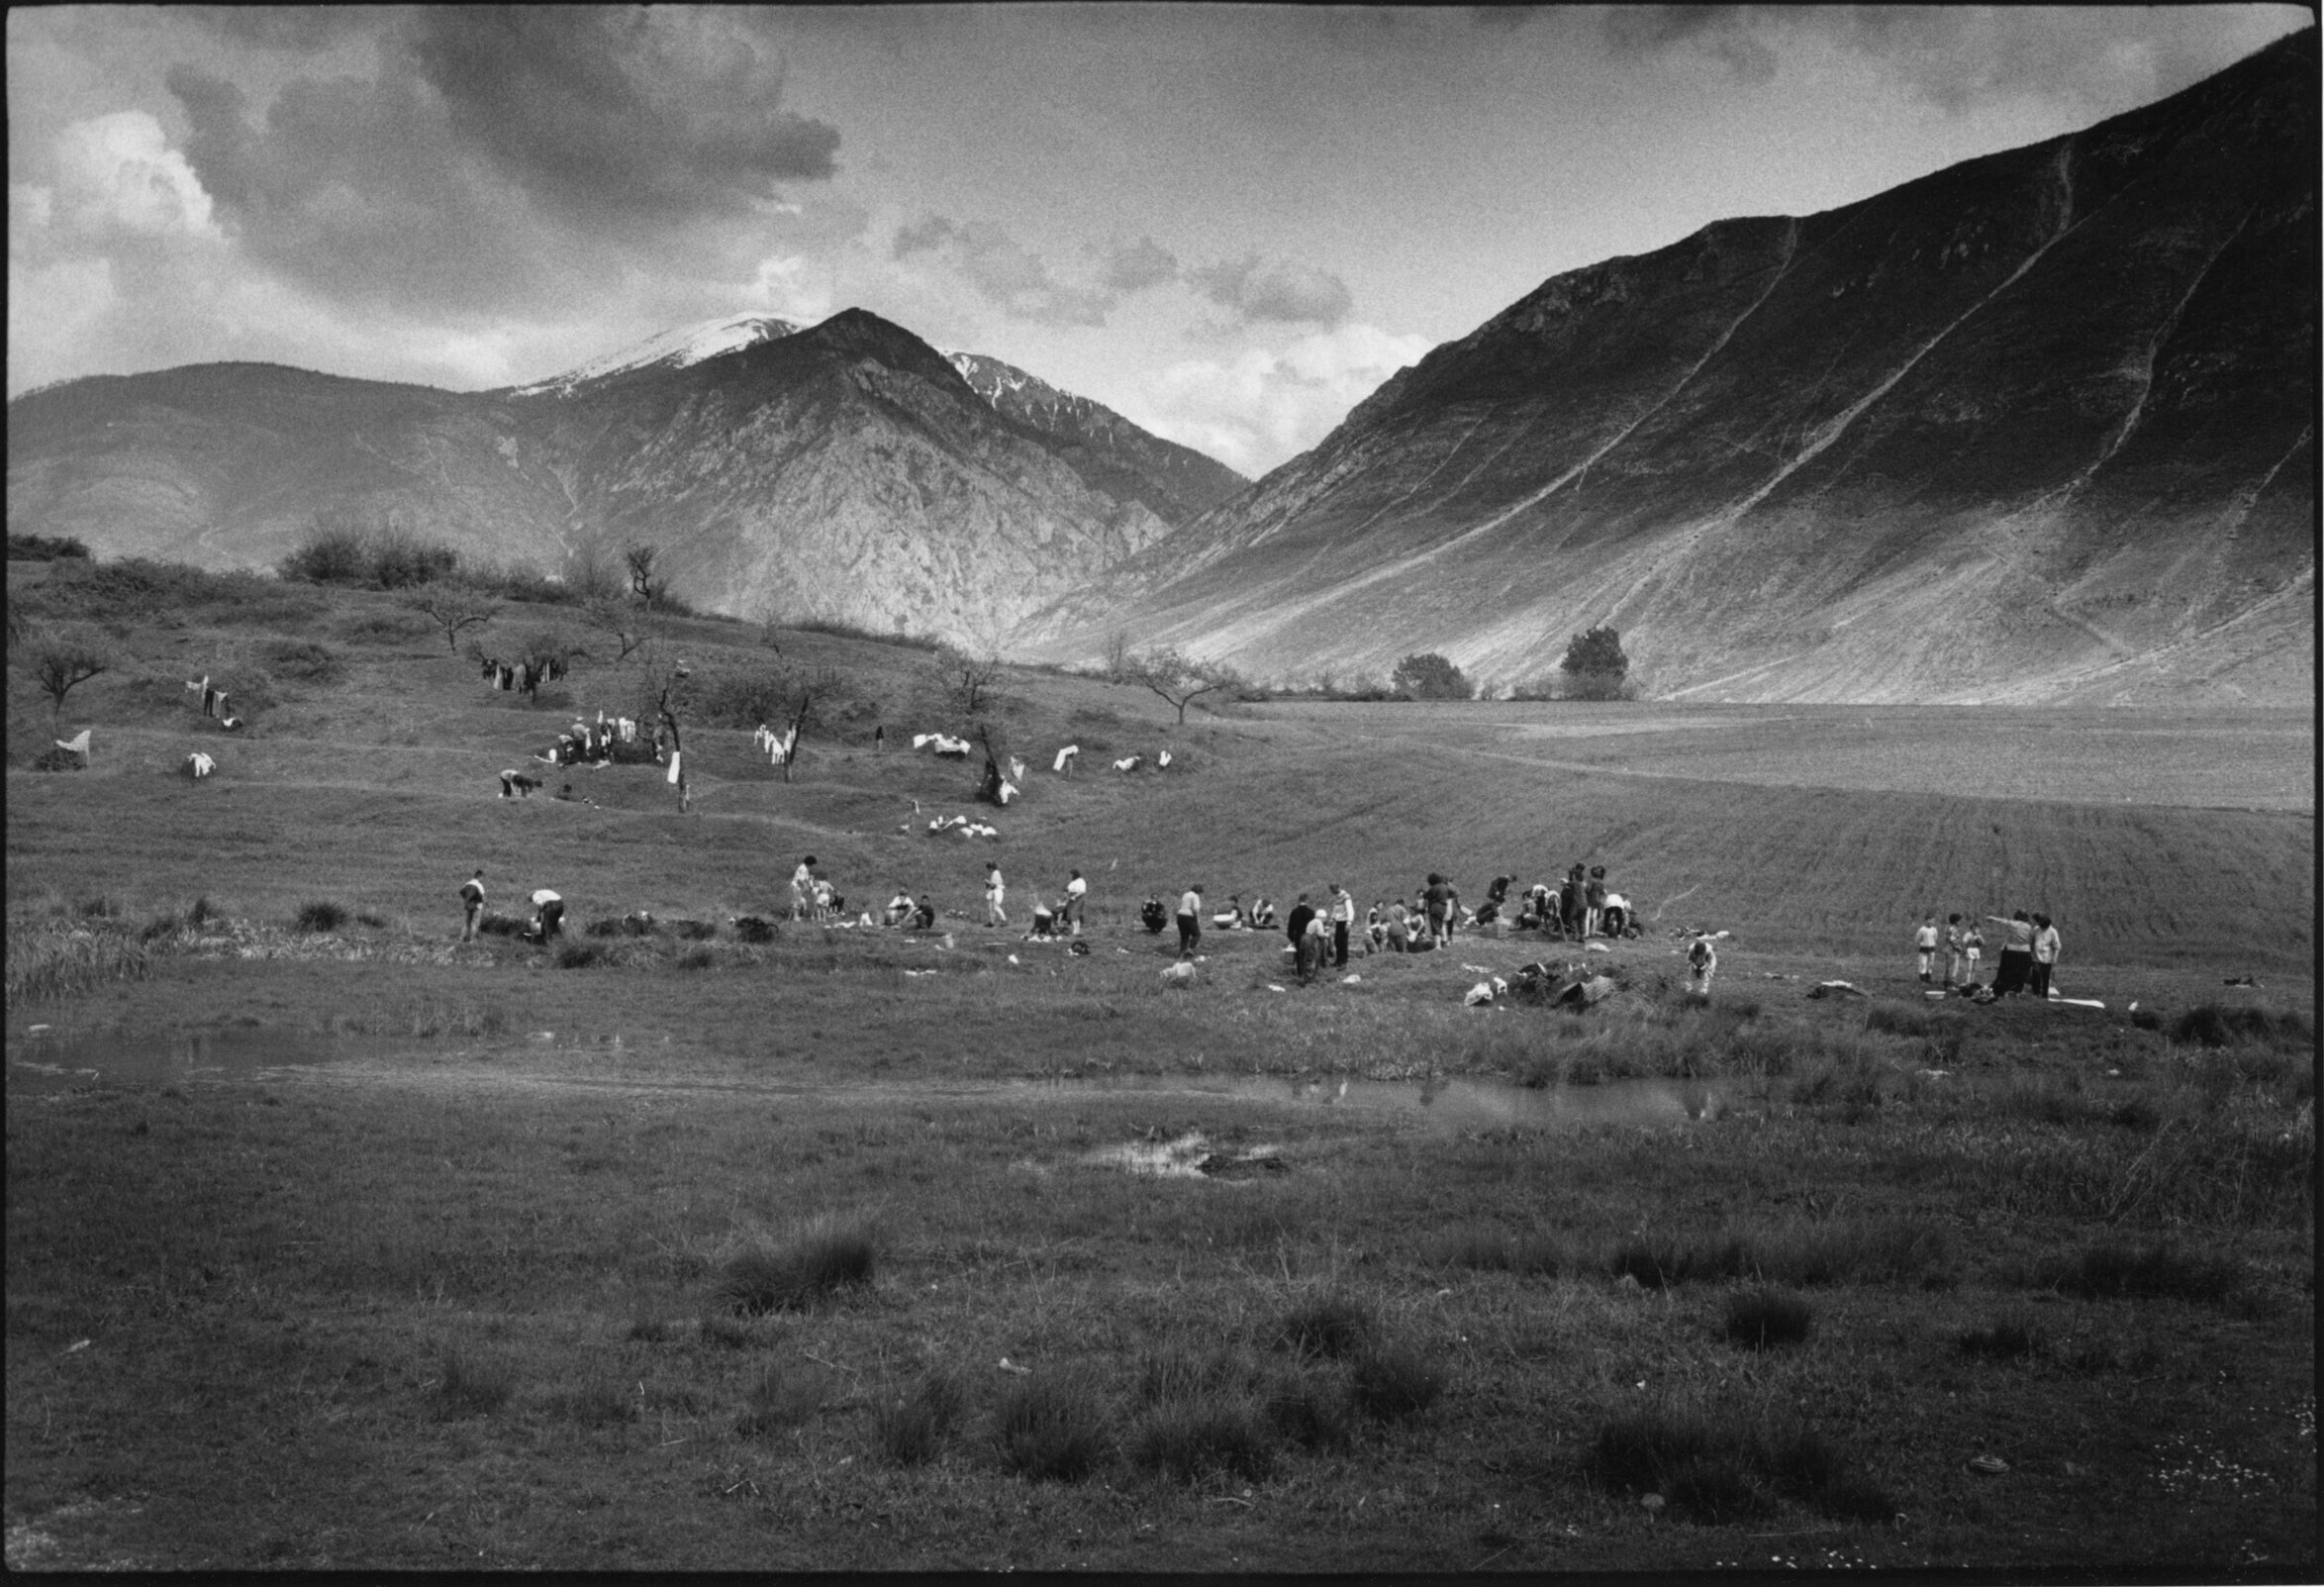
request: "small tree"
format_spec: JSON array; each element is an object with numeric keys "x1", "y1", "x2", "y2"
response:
[
  {"x1": 1103, "y1": 630, "x2": 1132, "y2": 684},
  {"x1": 404, "y1": 587, "x2": 501, "y2": 651},
  {"x1": 584, "y1": 595, "x2": 654, "y2": 665},
  {"x1": 1124, "y1": 646, "x2": 1240, "y2": 725},
  {"x1": 1392, "y1": 652, "x2": 1473, "y2": 701},
  {"x1": 929, "y1": 644, "x2": 1006, "y2": 719},
  {"x1": 26, "y1": 628, "x2": 110, "y2": 728},
  {"x1": 625, "y1": 544, "x2": 668, "y2": 610},
  {"x1": 1560, "y1": 626, "x2": 1630, "y2": 700}
]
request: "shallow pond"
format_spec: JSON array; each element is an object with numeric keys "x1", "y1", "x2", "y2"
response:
[{"x1": 7, "y1": 1026, "x2": 405, "y2": 1094}]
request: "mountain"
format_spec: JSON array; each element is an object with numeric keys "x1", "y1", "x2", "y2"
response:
[
  {"x1": 945, "y1": 352, "x2": 1247, "y2": 526},
  {"x1": 5, "y1": 311, "x2": 1243, "y2": 648},
  {"x1": 1016, "y1": 30, "x2": 2317, "y2": 705}
]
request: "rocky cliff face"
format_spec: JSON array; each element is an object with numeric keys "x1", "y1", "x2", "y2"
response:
[
  {"x1": 1017, "y1": 30, "x2": 2316, "y2": 705},
  {"x1": 6, "y1": 311, "x2": 1237, "y2": 650}
]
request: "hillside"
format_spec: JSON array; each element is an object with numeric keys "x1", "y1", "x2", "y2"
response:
[
  {"x1": 1016, "y1": 30, "x2": 2317, "y2": 705},
  {"x1": 4, "y1": 312, "x2": 1242, "y2": 650}
]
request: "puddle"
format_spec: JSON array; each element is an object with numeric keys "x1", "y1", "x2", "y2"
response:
[
  {"x1": 1024, "y1": 1072, "x2": 1726, "y2": 1130},
  {"x1": 7, "y1": 1027, "x2": 410, "y2": 1094}
]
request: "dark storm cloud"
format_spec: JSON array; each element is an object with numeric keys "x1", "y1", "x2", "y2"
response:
[
  {"x1": 161, "y1": 8, "x2": 847, "y2": 322},
  {"x1": 1188, "y1": 254, "x2": 1352, "y2": 328},
  {"x1": 410, "y1": 7, "x2": 839, "y2": 228}
]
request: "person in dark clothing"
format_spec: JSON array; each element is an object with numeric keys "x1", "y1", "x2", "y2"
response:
[
  {"x1": 1140, "y1": 895, "x2": 1169, "y2": 934},
  {"x1": 1423, "y1": 873, "x2": 1452, "y2": 947},
  {"x1": 1560, "y1": 865, "x2": 1586, "y2": 938},
  {"x1": 1985, "y1": 910, "x2": 2036, "y2": 995},
  {"x1": 1286, "y1": 894, "x2": 1318, "y2": 981},
  {"x1": 1586, "y1": 866, "x2": 1608, "y2": 938}
]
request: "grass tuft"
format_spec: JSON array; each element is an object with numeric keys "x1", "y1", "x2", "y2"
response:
[
  {"x1": 713, "y1": 1223, "x2": 877, "y2": 1315},
  {"x1": 2169, "y1": 1004, "x2": 2312, "y2": 1050},
  {"x1": 1723, "y1": 1288, "x2": 1813, "y2": 1349},
  {"x1": 1263, "y1": 1369, "x2": 1356, "y2": 1451},
  {"x1": 294, "y1": 899, "x2": 348, "y2": 934},
  {"x1": 1131, "y1": 1396, "x2": 1277, "y2": 1483},
  {"x1": 551, "y1": 1377, "x2": 636, "y2": 1428},
  {"x1": 994, "y1": 1373, "x2": 1112, "y2": 1483},
  {"x1": 555, "y1": 942, "x2": 605, "y2": 969},
  {"x1": 1957, "y1": 1311, "x2": 2044, "y2": 1360},
  {"x1": 1350, "y1": 1343, "x2": 1445, "y2": 1420},
  {"x1": 434, "y1": 1348, "x2": 516, "y2": 1418},
  {"x1": 735, "y1": 1362, "x2": 827, "y2": 1437},
  {"x1": 1589, "y1": 1411, "x2": 1883, "y2": 1526},
  {"x1": 6, "y1": 923, "x2": 151, "y2": 1006},
  {"x1": 1273, "y1": 1293, "x2": 1374, "y2": 1361},
  {"x1": 874, "y1": 1370, "x2": 967, "y2": 1466},
  {"x1": 2054, "y1": 1240, "x2": 2242, "y2": 1303}
]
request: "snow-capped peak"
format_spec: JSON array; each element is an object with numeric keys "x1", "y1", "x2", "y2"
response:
[{"x1": 512, "y1": 313, "x2": 803, "y2": 396}]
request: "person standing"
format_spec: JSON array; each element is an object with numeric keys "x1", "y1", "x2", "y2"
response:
[
  {"x1": 2030, "y1": 914, "x2": 2062, "y2": 999},
  {"x1": 1914, "y1": 915, "x2": 1939, "y2": 983},
  {"x1": 1327, "y1": 884, "x2": 1355, "y2": 969},
  {"x1": 792, "y1": 855, "x2": 817, "y2": 921},
  {"x1": 1063, "y1": 868, "x2": 1088, "y2": 937},
  {"x1": 1943, "y1": 914, "x2": 1967, "y2": 988},
  {"x1": 1585, "y1": 867, "x2": 1608, "y2": 938},
  {"x1": 1286, "y1": 894, "x2": 1317, "y2": 981},
  {"x1": 1176, "y1": 883, "x2": 1204, "y2": 957},
  {"x1": 1424, "y1": 873, "x2": 1452, "y2": 948},
  {"x1": 1985, "y1": 910, "x2": 2035, "y2": 996},
  {"x1": 1963, "y1": 921, "x2": 1985, "y2": 987},
  {"x1": 1686, "y1": 934, "x2": 1717, "y2": 997},
  {"x1": 984, "y1": 862, "x2": 1008, "y2": 928},
  {"x1": 460, "y1": 868, "x2": 486, "y2": 942}
]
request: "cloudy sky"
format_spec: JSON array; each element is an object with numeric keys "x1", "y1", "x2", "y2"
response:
[{"x1": 9, "y1": 5, "x2": 2309, "y2": 477}]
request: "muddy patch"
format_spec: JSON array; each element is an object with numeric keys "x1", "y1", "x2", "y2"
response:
[{"x1": 1087, "y1": 1131, "x2": 1288, "y2": 1179}]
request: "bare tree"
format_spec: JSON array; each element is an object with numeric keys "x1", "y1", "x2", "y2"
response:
[
  {"x1": 584, "y1": 594, "x2": 653, "y2": 665},
  {"x1": 25, "y1": 628, "x2": 110, "y2": 729},
  {"x1": 565, "y1": 545, "x2": 624, "y2": 603},
  {"x1": 1124, "y1": 646, "x2": 1240, "y2": 725},
  {"x1": 929, "y1": 644, "x2": 1006, "y2": 719},
  {"x1": 403, "y1": 587, "x2": 500, "y2": 651},
  {"x1": 625, "y1": 544, "x2": 668, "y2": 609},
  {"x1": 1103, "y1": 630, "x2": 1132, "y2": 683}
]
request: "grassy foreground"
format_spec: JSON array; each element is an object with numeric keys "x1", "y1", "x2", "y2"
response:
[{"x1": 6, "y1": 565, "x2": 2315, "y2": 1570}]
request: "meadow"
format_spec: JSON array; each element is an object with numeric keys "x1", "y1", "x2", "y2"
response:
[{"x1": 5, "y1": 560, "x2": 2314, "y2": 1571}]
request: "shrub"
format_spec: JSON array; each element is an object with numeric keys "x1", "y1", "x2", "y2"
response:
[
  {"x1": 2169, "y1": 1004, "x2": 2312, "y2": 1050},
  {"x1": 434, "y1": 1349, "x2": 516, "y2": 1418},
  {"x1": 1957, "y1": 1311, "x2": 2044, "y2": 1360},
  {"x1": 1723, "y1": 1288, "x2": 1812, "y2": 1350},
  {"x1": 5, "y1": 923, "x2": 151, "y2": 1006},
  {"x1": 713, "y1": 1223, "x2": 877, "y2": 1315},
  {"x1": 1273, "y1": 1294, "x2": 1373, "y2": 1361},
  {"x1": 474, "y1": 912, "x2": 527, "y2": 938},
  {"x1": 731, "y1": 915, "x2": 778, "y2": 944},
  {"x1": 2055, "y1": 1240, "x2": 2242, "y2": 1303},
  {"x1": 672, "y1": 919, "x2": 719, "y2": 941},
  {"x1": 1131, "y1": 1397, "x2": 1277, "y2": 1483},
  {"x1": 736, "y1": 1363, "x2": 828, "y2": 1437},
  {"x1": 7, "y1": 532, "x2": 91, "y2": 560},
  {"x1": 875, "y1": 1371, "x2": 967, "y2": 1466},
  {"x1": 994, "y1": 1374, "x2": 1111, "y2": 1483},
  {"x1": 294, "y1": 900, "x2": 347, "y2": 934},
  {"x1": 1350, "y1": 1344, "x2": 1445, "y2": 1421}
]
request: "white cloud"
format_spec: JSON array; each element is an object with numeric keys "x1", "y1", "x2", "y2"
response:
[
  {"x1": 1141, "y1": 322, "x2": 1433, "y2": 476},
  {"x1": 48, "y1": 110, "x2": 221, "y2": 241}
]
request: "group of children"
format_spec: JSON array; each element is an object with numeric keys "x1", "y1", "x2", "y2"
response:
[{"x1": 1914, "y1": 910, "x2": 2064, "y2": 998}]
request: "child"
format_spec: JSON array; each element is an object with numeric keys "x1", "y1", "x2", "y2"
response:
[
  {"x1": 1963, "y1": 922, "x2": 1985, "y2": 987},
  {"x1": 1943, "y1": 914, "x2": 1966, "y2": 987}
]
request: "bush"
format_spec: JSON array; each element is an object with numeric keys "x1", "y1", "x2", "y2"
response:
[
  {"x1": 1391, "y1": 651, "x2": 1473, "y2": 701},
  {"x1": 994, "y1": 1374, "x2": 1111, "y2": 1483},
  {"x1": 294, "y1": 900, "x2": 348, "y2": 934},
  {"x1": 5, "y1": 923, "x2": 151, "y2": 1006},
  {"x1": 731, "y1": 916, "x2": 778, "y2": 944},
  {"x1": 713, "y1": 1223, "x2": 877, "y2": 1315},
  {"x1": 1350, "y1": 1344, "x2": 1445, "y2": 1421},
  {"x1": 280, "y1": 523, "x2": 458, "y2": 589},
  {"x1": 1722, "y1": 1289, "x2": 1813, "y2": 1350},
  {"x1": 2169, "y1": 1004, "x2": 2312, "y2": 1050},
  {"x1": 8, "y1": 532, "x2": 90, "y2": 560}
]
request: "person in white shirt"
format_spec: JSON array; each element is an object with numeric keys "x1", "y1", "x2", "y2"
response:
[
  {"x1": 1914, "y1": 916, "x2": 1939, "y2": 983},
  {"x1": 1176, "y1": 884, "x2": 1203, "y2": 957},
  {"x1": 791, "y1": 857, "x2": 816, "y2": 921},
  {"x1": 1063, "y1": 869, "x2": 1088, "y2": 937},
  {"x1": 531, "y1": 887, "x2": 564, "y2": 942},
  {"x1": 1327, "y1": 884, "x2": 1356, "y2": 969},
  {"x1": 459, "y1": 869, "x2": 486, "y2": 942},
  {"x1": 985, "y1": 862, "x2": 1007, "y2": 927},
  {"x1": 2029, "y1": 914, "x2": 2062, "y2": 999}
]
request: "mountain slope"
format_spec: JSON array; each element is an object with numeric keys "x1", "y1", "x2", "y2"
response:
[
  {"x1": 5, "y1": 312, "x2": 1233, "y2": 647},
  {"x1": 1016, "y1": 30, "x2": 2316, "y2": 704}
]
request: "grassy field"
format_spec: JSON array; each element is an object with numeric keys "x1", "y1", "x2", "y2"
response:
[{"x1": 6, "y1": 563, "x2": 2315, "y2": 1571}]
